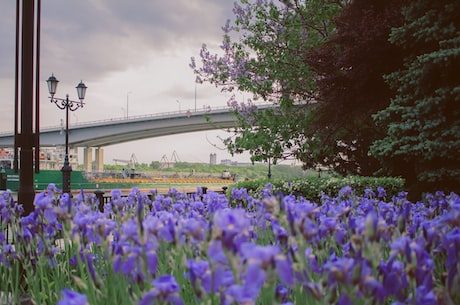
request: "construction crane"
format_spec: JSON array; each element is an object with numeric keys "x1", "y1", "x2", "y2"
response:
[
  {"x1": 113, "y1": 153, "x2": 139, "y2": 170},
  {"x1": 170, "y1": 150, "x2": 181, "y2": 163},
  {"x1": 160, "y1": 151, "x2": 181, "y2": 169}
]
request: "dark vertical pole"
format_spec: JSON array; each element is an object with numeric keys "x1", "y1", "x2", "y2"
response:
[
  {"x1": 17, "y1": 0, "x2": 36, "y2": 215},
  {"x1": 35, "y1": 0, "x2": 41, "y2": 174},
  {"x1": 14, "y1": 0, "x2": 20, "y2": 173},
  {"x1": 62, "y1": 95, "x2": 72, "y2": 194},
  {"x1": 267, "y1": 158, "x2": 272, "y2": 180}
]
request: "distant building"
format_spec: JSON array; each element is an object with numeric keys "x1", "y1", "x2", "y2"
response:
[
  {"x1": 209, "y1": 153, "x2": 217, "y2": 165},
  {"x1": 220, "y1": 159, "x2": 232, "y2": 166},
  {"x1": 0, "y1": 147, "x2": 78, "y2": 170}
]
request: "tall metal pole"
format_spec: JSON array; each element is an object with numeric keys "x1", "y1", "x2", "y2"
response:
[
  {"x1": 62, "y1": 95, "x2": 72, "y2": 194},
  {"x1": 267, "y1": 158, "x2": 272, "y2": 180},
  {"x1": 17, "y1": 0, "x2": 38, "y2": 214},
  {"x1": 126, "y1": 91, "x2": 132, "y2": 119}
]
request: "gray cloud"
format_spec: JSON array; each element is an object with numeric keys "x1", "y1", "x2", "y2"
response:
[
  {"x1": 0, "y1": 1, "x2": 244, "y2": 163},
  {"x1": 0, "y1": 0, "x2": 235, "y2": 81}
]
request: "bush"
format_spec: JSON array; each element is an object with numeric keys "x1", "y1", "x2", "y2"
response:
[{"x1": 230, "y1": 176, "x2": 405, "y2": 202}]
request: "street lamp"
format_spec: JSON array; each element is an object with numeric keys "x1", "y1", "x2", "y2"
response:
[
  {"x1": 47, "y1": 74, "x2": 87, "y2": 195},
  {"x1": 267, "y1": 158, "x2": 272, "y2": 180},
  {"x1": 126, "y1": 91, "x2": 132, "y2": 118}
]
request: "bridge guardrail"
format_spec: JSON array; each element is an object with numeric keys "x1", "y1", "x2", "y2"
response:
[{"x1": 0, "y1": 103, "x2": 274, "y2": 135}]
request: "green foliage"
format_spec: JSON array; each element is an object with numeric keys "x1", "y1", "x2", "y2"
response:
[
  {"x1": 192, "y1": 0, "x2": 347, "y2": 167},
  {"x1": 230, "y1": 175, "x2": 405, "y2": 202},
  {"x1": 106, "y1": 161, "x2": 310, "y2": 181},
  {"x1": 305, "y1": 0, "x2": 408, "y2": 175},
  {"x1": 370, "y1": 0, "x2": 460, "y2": 194}
]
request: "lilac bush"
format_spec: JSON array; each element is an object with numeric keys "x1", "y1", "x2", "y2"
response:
[{"x1": 0, "y1": 184, "x2": 459, "y2": 304}]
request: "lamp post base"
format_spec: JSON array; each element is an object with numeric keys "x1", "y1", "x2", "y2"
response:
[{"x1": 61, "y1": 160, "x2": 72, "y2": 194}]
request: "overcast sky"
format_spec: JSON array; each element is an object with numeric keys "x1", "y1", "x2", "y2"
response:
[{"x1": 0, "y1": 0, "x2": 254, "y2": 164}]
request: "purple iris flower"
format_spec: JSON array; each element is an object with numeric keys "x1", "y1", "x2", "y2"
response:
[
  {"x1": 364, "y1": 188, "x2": 375, "y2": 199},
  {"x1": 438, "y1": 204, "x2": 460, "y2": 227},
  {"x1": 323, "y1": 257, "x2": 355, "y2": 285},
  {"x1": 214, "y1": 265, "x2": 236, "y2": 291},
  {"x1": 338, "y1": 185, "x2": 353, "y2": 198},
  {"x1": 57, "y1": 289, "x2": 88, "y2": 305},
  {"x1": 191, "y1": 200, "x2": 205, "y2": 213},
  {"x1": 240, "y1": 242, "x2": 279, "y2": 269},
  {"x1": 122, "y1": 219, "x2": 140, "y2": 240},
  {"x1": 179, "y1": 218, "x2": 206, "y2": 243},
  {"x1": 441, "y1": 227, "x2": 460, "y2": 291},
  {"x1": 205, "y1": 191, "x2": 229, "y2": 214},
  {"x1": 159, "y1": 217, "x2": 176, "y2": 243},
  {"x1": 275, "y1": 254, "x2": 294, "y2": 287},
  {"x1": 231, "y1": 188, "x2": 246, "y2": 201},
  {"x1": 145, "y1": 247, "x2": 158, "y2": 278},
  {"x1": 275, "y1": 284, "x2": 291, "y2": 303},
  {"x1": 300, "y1": 218, "x2": 319, "y2": 242},
  {"x1": 304, "y1": 248, "x2": 321, "y2": 274},
  {"x1": 34, "y1": 192, "x2": 57, "y2": 222},
  {"x1": 46, "y1": 183, "x2": 60, "y2": 194},
  {"x1": 143, "y1": 216, "x2": 164, "y2": 236},
  {"x1": 34, "y1": 192, "x2": 53, "y2": 211},
  {"x1": 19, "y1": 212, "x2": 37, "y2": 241},
  {"x1": 415, "y1": 285, "x2": 438, "y2": 305},
  {"x1": 271, "y1": 219, "x2": 289, "y2": 246},
  {"x1": 111, "y1": 189, "x2": 122, "y2": 199},
  {"x1": 208, "y1": 240, "x2": 229, "y2": 265},
  {"x1": 72, "y1": 212, "x2": 98, "y2": 244},
  {"x1": 213, "y1": 208, "x2": 251, "y2": 251},
  {"x1": 364, "y1": 211, "x2": 379, "y2": 241},
  {"x1": 320, "y1": 216, "x2": 338, "y2": 238},
  {"x1": 186, "y1": 259, "x2": 213, "y2": 293},
  {"x1": 380, "y1": 259, "x2": 408, "y2": 301},
  {"x1": 377, "y1": 187, "x2": 386, "y2": 199},
  {"x1": 390, "y1": 236, "x2": 412, "y2": 262},
  {"x1": 260, "y1": 183, "x2": 273, "y2": 198},
  {"x1": 225, "y1": 263, "x2": 266, "y2": 305},
  {"x1": 337, "y1": 294, "x2": 354, "y2": 305},
  {"x1": 153, "y1": 274, "x2": 180, "y2": 294},
  {"x1": 138, "y1": 274, "x2": 184, "y2": 305}
]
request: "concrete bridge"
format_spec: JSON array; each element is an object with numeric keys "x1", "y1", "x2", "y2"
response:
[{"x1": 0, "y1": 104, "x2": 273, "y2": 171}]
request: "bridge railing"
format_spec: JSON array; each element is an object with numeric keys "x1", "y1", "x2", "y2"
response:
[
  {"x1": 0, "y1": 102, "x2": 274, "y2": 135},
  {"x1": 0, "y1": 105, "x2": 233, "y2": 135}
]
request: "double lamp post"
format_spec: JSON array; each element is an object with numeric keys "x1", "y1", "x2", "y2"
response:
[{"x1": 46, "y1": 74, "x2": 87, "y2": 194}]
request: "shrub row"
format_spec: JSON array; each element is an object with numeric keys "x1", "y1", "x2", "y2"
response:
[{"x1": 230, "y1": 175, "x2": 405, "y2": 202}]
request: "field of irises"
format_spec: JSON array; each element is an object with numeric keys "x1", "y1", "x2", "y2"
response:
[{"x1": 0, "y1": 183, "x2": 459, "y2": 305}]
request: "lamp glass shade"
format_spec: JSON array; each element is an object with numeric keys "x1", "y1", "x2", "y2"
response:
[
  {"x1": 46, "y1": 74, "x2": 59, "y2": 96},
  {"x1": 76, "y1": 81, "x2": 87, "y2": 100}
]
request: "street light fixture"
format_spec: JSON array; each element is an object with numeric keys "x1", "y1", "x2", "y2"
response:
[
  {"x1": 126, "y1": 91, "x2": 132, "y2": 119},
  {"x1": 267, "y1": 158, "x2": 272, "y2": 180},
  {"x1": 47, "y1": 73, "x2": 87, "y2": 195}
]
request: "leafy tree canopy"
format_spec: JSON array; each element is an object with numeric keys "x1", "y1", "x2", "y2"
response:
[
  {"x1": 191, "y1": 0, "x2": 406, "y2": 176},
  {"x1": 370, "y1": 0, "x2": 460, "y2": 193},
  {"x1": 191, "y1": 0, "x2": 347, "y2": 166},
  {"x1": 305, "y1": 0, "x2": 407, "y2": 175}
]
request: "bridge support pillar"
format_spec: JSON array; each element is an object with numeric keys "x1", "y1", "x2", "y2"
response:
[
  {"x1": 83, "y1": 147, "x2": 93, "y2": 172},
  {"x1": 95, "y1": 147, "x2": 104, "y2": 172}
]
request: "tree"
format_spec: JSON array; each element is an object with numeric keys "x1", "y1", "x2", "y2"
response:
[
  {"x1": 190, "y1": 0, "x2": 347, "y2": 166},
  {"x1": 304, "y1": 0, "x2": 408, "y2": 175},
  {"x1": 370, "y1": 0, "x2": 460, "y2": 194}
]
